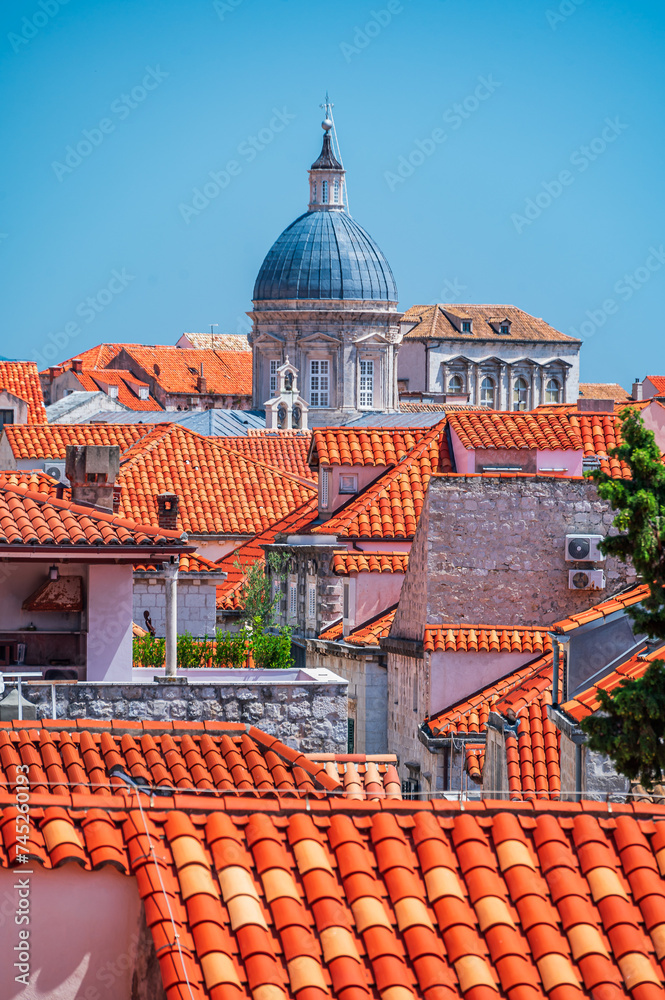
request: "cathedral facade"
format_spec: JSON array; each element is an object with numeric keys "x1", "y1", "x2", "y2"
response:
[{"x1": 249, "y1": 116, "x2": 401, "y2": 426}]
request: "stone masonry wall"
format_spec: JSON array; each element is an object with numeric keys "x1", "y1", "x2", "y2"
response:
[
  {"x1": 133, "y1": 577, "x2": 219, "y2": 637},
  {"x1": 267, "y1": 544, "x2": 343, "y2": 639},
  {"x1": 423, "y1": 474, "x2": 635, "y2": 626},
  {"x1": 387, "y1": 651, "x2": 434, "y2": 786},
  {"x1": 25, "y1": 678, "x2": 347, "y2": 753}
]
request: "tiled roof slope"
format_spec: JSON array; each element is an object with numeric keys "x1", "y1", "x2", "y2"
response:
[
  {"x1": 318, "y1": 607, "x2": 397, "y2": 646},
  {"x1": 308, "y1": 754, "x2": 402, "y2": 799},
  {"x1": 647, "y1": 376, "x2": 665, "y2": 393},
  {"x1": 0, "y1": 484, "x2": 185, "y2": 547},
  {"x1": 0, "y1": 470, "x2": 61, "y2": 497},
  {"x1": 2, "y1": 422, "x2": 150, "y2": 460},
  {"x1": 402, "y1": 303, "x2": 580, "y2": 343},
  {"x1": 579, "y1": 383, "x2": 631, "y2": 401},
  {"x1": 218, "y1": 431, "x2": 315, "y2": 481},
  {"x1": 448, "y1": 411, "x2": 581, "y2": 451},
  {"x1": 562, "y1": 642, "x2": 665, "y2": 721},
  {"x1": 314, "y1": 421, "x2": 451, "y2": 538},
  {"x1": 116, "y1": 425, "x2": 317, "y2": 536},
  {"x1": 121, "y1": 346, "x2": 252, "y2": 396},
  {"x1": 0, "y1": 361, "x2": 47, "y2": 422},
  {"x1": 44, "y1": 343, "x2": 128, "y2": 373},
  {"x1": 332, "y1": 551, "x2": 409, "y2": 574},
  {"x1": 553, "y1": 583, "x2": 648, "y2": 633},
  {"x1": 4, "y1": 792, "x2": 665, "y2": 998},
  {"x1": 216, "y1": 496, "x2": 319, "y2": 610},
  {"x1": 310, "y1": 427, "x2": 430, "y2": 467},
  {"x1": 425, "y1": 625, "x2": 553, "y2": 655},
  {"x1": 181, "y1": 333, "x2": 251, "y2": 351},
  {"x1": 134, "y1": 553, "x2": 226, "y2": 575},
  {"x1": 72, "y1": 368, "x2": 163, "y2": 411}
]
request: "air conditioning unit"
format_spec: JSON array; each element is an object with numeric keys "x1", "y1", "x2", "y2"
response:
[
  {"x1": 565, "y1": 534, "x2": 605, "y2": 562},
  {"x1": 43, "y1": 461, "x2": 67, "y2": 483},
  {"x1": 569, "y1": 569, "x2": 606, "y2": 591}
]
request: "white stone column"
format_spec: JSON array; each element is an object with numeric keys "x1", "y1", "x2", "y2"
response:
[{"x1": 164, "y1": 559, "x2": 179, "y2": 679}]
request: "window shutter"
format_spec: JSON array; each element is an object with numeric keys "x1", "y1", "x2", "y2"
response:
[
  {"x1": 289, "y1": 580, "x2": 297, "y2": 618},
  {"x1": 308, "y1": 583, "x2": 316, "y2": 620},
  {"x1": 320, "y1": 470, "x2": 329, "y2": 508}
]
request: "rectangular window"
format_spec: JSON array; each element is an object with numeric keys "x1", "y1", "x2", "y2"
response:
[
  {"x1": 311, "y1": 182, "x2": 316, "y2": 203},
  {"x1": 333, "y1": 178, "x2": 339, "y2": 203},
  {"x1": 343, "y1": 582, "x2": 350, "y2": 619},
  {"x1": 320, "y1": 469, "x2": 329, "y2": 508},
  {"x1": 0, "y1": 410, "x2": 14, "y2": 430},
  {"x1": 307, "y1": 583, "x2": 317, "y2": 621},
  {"x1": 339, "y1": 474, "x2": 357, "y2": 494},
  {"x1": 310, "y1": 360, "x2": 330, "y2": 407},
  {"x1": 322, "y1": 180, "x2": 328, "y2": 202},
  {"x1": 500, "y1": 324, "x2": 510, "y2": 335},
  {"x1": 359, "y1": 359, "x2": 374, "y2": 408},
  {"x1": 269, "y1": 359, "x2": 279, "y2": 396},
  {"x1": 461, "y1": 320, "x2": 472, "y2": 332},
  {"x1": 138, "y1": 386, "x2": 149, "y2": 400},
  {"x1": 288, "y1": 580, "x2": 297, "y2": 619}
]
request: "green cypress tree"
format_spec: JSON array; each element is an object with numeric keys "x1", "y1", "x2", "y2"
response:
[{"x1": 580, "y1": 407, "x2": 665, "y2": 787}]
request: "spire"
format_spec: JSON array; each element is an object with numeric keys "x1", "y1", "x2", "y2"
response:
[{"x1": 308, "y1": 97, "x2": 346, "y2": 212}]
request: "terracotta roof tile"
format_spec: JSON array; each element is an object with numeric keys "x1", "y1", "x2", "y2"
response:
[
  {"x1": 0, "y1": 361, "x2": 47, "y2": 422},
  {"x1": 346, "y1": 607, "x2": 397, "y2": 646},
  {"x1": 181, "y1": 332, "x2": 251, "y2": 351},
  {"x1": 0, "y1": 470, "x2": 61, "y2": 497},
  {"x1": 310, "y1": 427, "x2": 430, "y2": 467},
  {"x1": 402, "y1": 303, "x2": 580, "y2": 344},
  {"x1": 120, "y1": 346, "x2": 252, "y2": 396},
  {"x1": 217, "y1": 430, "x2": 314, "y2": 481},
  {"x1": 448, "y1": 411, "x2": 581, "y2": 451},
  {"x1": 553, "y1": 583, "x2": 648, "y2": 634},
  {"x1": 332, "y1": 550, "x2": 409, "y2": 574},
  {"x1": 3, "y1": 779, "x2": 665, "y2": 995},
  {"x1": 579, "y1": 383, "x2": 631, "y2": 401},
  {"x1": 2, "y1": 422, "x2": 151, "y2": 460},
  {"x1": 72, "y1": 368, "x2": 163, "y2": 410},
  {"x1": 425, "y1": 625, "x2": 552, "y2": 655},
  {"x1": 314, "y1": 421, "x2": 451, "y2": 539},
  {"x1": 134, "y1": 553, "x2": 226, "y2": 575},
  {"x1": 562, "y1": 642, "x2": 665, "y2": 721},
  {"x1": 646, "y1": 377, "x2": 665, "y2": 393},
  {"x1": 0, "y1": 484, "x2": 186, "y2": 548}
]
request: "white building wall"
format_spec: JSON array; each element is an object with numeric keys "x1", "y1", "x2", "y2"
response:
[{"x1": 87, "y1": 563, "x2": 134, "y2": 681}]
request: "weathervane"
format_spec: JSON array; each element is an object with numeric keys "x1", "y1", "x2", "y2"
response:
[{"x1": 318, "y1": 92, "x2": 349, "y2": 214}]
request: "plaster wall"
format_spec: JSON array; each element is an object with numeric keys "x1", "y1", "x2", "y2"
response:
[
  {"x1": 86, "y1": 563, "x2": 134, "y2": 681},
  {"x1": 352, "y1": 572, "x2": 404, "y2": 629},
  {"x1": 306, "y1": 645, "x2": 387, "y2": 754},
  {"x1": 429, "y1": 650, "x2": 538, "y2": 716},
  {"x1": 0, "y1": 866, "x2": 151, "y2": 1000},
  {"x1": 0, "y1": 390, "x2": 28, "y2": 424},
  {"x1": 324, "y1": 464, "x2": 385, "y2": 514}
]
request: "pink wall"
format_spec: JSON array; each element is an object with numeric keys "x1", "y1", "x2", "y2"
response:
[
  {"x1": 353, "y1": 572, "x2": 404, "y2": 628},
  {"x1": 324, "y1": 465, "x2": 386, "y2": 513},
  {"x1": 396, "y1": 341, "x2": 427, "y2": 392},
  {"x1": 448, "y1": 426, "x2": 583, "y2": 476},
  {"x1": 429, "y1": 649, "x2": 542, "y2": 715},
  {"x1": 641, "y1": 399, "x2": 665, "y2": 450},
  {"x1": 0, "y1": 866, "x2": 143, "y2": 999}
]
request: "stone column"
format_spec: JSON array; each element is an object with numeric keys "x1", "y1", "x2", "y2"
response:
[
  {"x1": 164, "y1": 560, "x2": 179, "y2": 679},
  {"x1": 466, "y1": 362, "x2": 473, "y2": 403},
  {"x1": 473, "y1": 364, "x2": 481, "y2": 406},
  {"x1": 530, "y1": 366, "x2": 537, "y2": 411},
  {"x1": 539, "y1": 367, "x2": 546, "y2": 406},
  {"x1": 562, "y1": 366, "x2": 569, "y2": 403}
]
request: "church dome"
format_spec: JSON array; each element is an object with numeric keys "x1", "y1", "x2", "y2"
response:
[{"x1": 253, "y1": 210, "x2": 398, "y2": 302}]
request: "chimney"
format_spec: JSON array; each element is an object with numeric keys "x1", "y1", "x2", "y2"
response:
[
  {"x1": 156, "y1": 493, "x2": 179, "y2": 531},
  {"x1": 65, "y1": 445, "x2": 120, "y2": 511},
  {"x1": 632, "y1": 377, "x2": 643, "y2": 401},
  {"x1": 72, "y1": 358, "x2": 83, "y2": 373},
  {"x1": 48, "y1": 366, "x2": 61, "y2": 380},
  {"x1": 197, "y1": 363, "x2": 207, "y2": 394}
]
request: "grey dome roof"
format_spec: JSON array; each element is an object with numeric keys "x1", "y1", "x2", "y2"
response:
[{"x1": 253, "y1": 210, "x2": 397, "y2": 302}]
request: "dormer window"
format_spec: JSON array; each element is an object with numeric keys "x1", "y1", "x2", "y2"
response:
[
  {"x1": 322, "y1": 180, "x2": 328, "y2": 203},
  {"x1": 461, "y1": 320, "x2": 472, "y2": 333},
  {"x1": 500, "y1": 323, "x2": 510, "y2": 335},
  {"x1": 138, "y1": 386, "x2": 149, "y2": 400},
  {"x1": 107, "y1": 385, "x2": 119, "y2": 399}
]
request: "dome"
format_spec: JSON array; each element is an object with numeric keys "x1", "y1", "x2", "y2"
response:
[{"x1": 253, "y1": 210, "x2": 398, "y2": 302}]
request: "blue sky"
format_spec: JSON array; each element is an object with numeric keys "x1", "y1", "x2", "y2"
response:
[{"x1": 1, "y1": 0, "x2": 663, "y2": 385}]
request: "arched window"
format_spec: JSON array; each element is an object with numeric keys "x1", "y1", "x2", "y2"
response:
[
  {"x1": 311, "y1": 182, "x2": 317, "y2": 203},
  {"x1": 333, "y1": 178, "x2": 339, "y2": 203},
  {"x1": 322, "y1": 180, "x2": 328, "y2": 203},
  {"x1": 513, "y1": 377, "x2": 529, "y2": 411},
  {"x1": 480, "y1": 376, "x2": 495, "y2": 407},
  {"x1": 448, "y1": 374, "x2": 464, "y2": 395},
  {"x1": 545, "y1": 377, "x2": 560, "y2": 403}
]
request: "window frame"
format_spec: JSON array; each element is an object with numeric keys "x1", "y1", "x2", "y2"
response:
[
  {"x1": 339, "y1": 473, "x2": 358, "y2": 494},
  {"x1": 448, "y1": 373, "x2": 464, "y2": 395},
  {"x1": 359, "y1": 358, "x2": 374, "y2": 409},
  {"x1": 513, "y1": 376, "x2": 529, "y2": 411},
  {"x1": 307, "y1": 582, "x2": 317, "y2": 622},
  {"x1": 0, "y1": 409, "x2": 14, "y2": 430},
  {"x1": 545, "y1": 377, "x2": 561, "y2": 404},
  {"x1": 309, "y1": 358, "x2": 330, "y2": 408},
  {"x1": 461, "y1": 320, "x2": 472, "y2": 333},
  {"x1": 480, "y1": 376, "x2": 495, "y2": 408},
  {"x1": 319, "y1": 469, "x2": 329, "y2": 509},
  {"x1": 288, "y1": 578, "x2": 297, "y2": 621},
  {"x1": 269, "y1": 358, "x2": 279, "y2": 397},
  {"x1": 322, "y1": 180, "x2": 328, "y2": 203}
]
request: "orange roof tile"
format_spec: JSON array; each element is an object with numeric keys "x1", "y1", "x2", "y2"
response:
[
  {"x1": 72, "y1": 368, "x2": 163, "y2": 411},
  {"x1": 134, "y1": 553, "x2": 226, "y2": 575},
  {"x1": 318, "y1": 607, "x2": 397, "y2": 646},
  {"x1": 310, "y1": 426, "x2": 430, "y2": 467},
  {"x1": 402, "y1": 303, "x2": 580, "y2": 343},
  {"x1": 2, "y1": 422, "x2": 151, "y2": 460},
  {"x1": 45, "y1": 343, "x2": 128, "y2": 373},
  {"x1": 579, "y1": 382, "x2": 631, "y2": 401},
  {"x1": 216, "y1": 496, "x2": 319, "y2": 610},
  {"x1": 120, "y1": 345, "x2": 252, "y2": 396},
  {"x1": 0, "y1": 361, "x2": 47, "y2": 422},
  {"x1": 0, "y1": 470, "x2": 61, "y2": 497},
  {"x1": 553, "y1": 583, "x2": 648, "y2": 633},
  {"x1": 425, "y1": 625, "x2": 553, "y2": 655},
  {"x1": 332, "y1": 550, "x2": 409, "y2": 574},
  {"x1": 3, "y1": 774, "x2": 665, "y2": 997},
  {"x1": 307, "y1": 754, "x2": 402, "y2": 799},
  {"x1": 115, "y1": 425, "x2": 317, "y2": 536},
  {"x1": 318, "y1": 618, "x2": 344, "y2": 640},
  {"x1": 218, "y1": 430, "x2": 314, "y2": 481},
  {"x1": 314, "y1": 421, "x2": 451, "y2": 538},
  {"x1": 0, "y1": 484, "x2": 186, "y2": 548},
  {"x1": 646, "y1": 376, "x2": 665, "y2": 393},
  {"x1": 562, "y1": 642, "x2": 665, "y2": 721},
  {"x1": 448, "y1": 410, "x2": 581, "y2": 451}
]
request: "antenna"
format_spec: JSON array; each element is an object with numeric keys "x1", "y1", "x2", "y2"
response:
[
  {"x1": 320, "y1": 92, "x2": 349, "y2": 215},
  {"x1": 209, "y1": 323, "x2": 218, "y2": 337}
]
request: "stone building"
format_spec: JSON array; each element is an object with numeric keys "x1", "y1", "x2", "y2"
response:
[
  {"x1": 250, "y1": 114, "x2": 402, "y2": 425},
  {"x1": 397, "y1": 303, "x2": 581, "y2": 409}
]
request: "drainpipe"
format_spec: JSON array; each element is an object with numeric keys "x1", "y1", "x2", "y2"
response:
[
  {"x1": 575, "y1": 742, "x2": 583, "y2": 802},
  {"x1": 164, "y1": 557, "x2": 179, "y2": 679}
]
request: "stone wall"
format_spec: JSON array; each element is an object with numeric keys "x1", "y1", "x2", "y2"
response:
[
  {"x1": 22, "y1": 672, "x2": 348, "y2": 753},
  {"x1": 420, "y1": 474, "x2": 635, "y2": 627},
  {"x1": 306, "y1": 642, "x2": 387, "y2": 754},
  {"x1": 133, "y1": 576, "x2": 219, "y2": 637},
  {"x1": 386, "y1": 649, "x2": 432, "y2": 782},
  {"x1": 267, "y1": 543, "x2": 343, "y2": 638}
]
